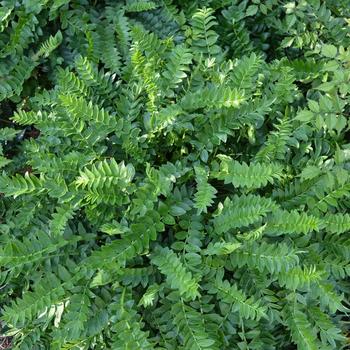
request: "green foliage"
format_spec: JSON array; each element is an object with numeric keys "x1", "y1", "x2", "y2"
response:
[
  {"x1": 0, "y1": 0, "x2": 350, "y2": 349},
  {"x1": 207, "y1": 279, "x2": 267, "y2": 321},
  {"x1": 110, "y1": 289, "x2": 154, "y2": 349},
  {"x1": 75, "y1": 159, "x2": 135, "y2": 204},
  {"x1": 0, "y1": 173, "x2": 44, "y2": 197},
  {"x1": 212, "y1": 155, "x2": 283, "y2": 188},
  {"x1": 33, "y1": 30, "x2": 63, "y2": 60},
  {"x1": 266, "y1": 209, "x2": 322, "y2": 235},
  {"x1": 190, "y1": 7, "x2": 221, "y2": 58},
  {"x1": 151, "y1": 247, "x2": 200, "y2": 300},
  {"x1": 230, "y1": 241, "x2": 299, "y2": 274},
  {"x1": 193, "y1": 166, "x2": 217, "y2": 214},
  {"x1": 2, "y1": 273, "x2": 66, "y2": 327},
  {"x1": 161, "y1": 44, "x2": 193, "y2": 95},
  {"x1": 213, "y1": 194, "x2": 277, "y2": 234},
  {"x1": 286, "y1": 306, "x2": 320, "y2": 350},
  {"x1": 324, "y1": 213, "x2": 350, "y2": 234},
  {"x1": 171, "y1": 298, "x2": 218, "y2": 349},
  {"x1": 181, "y1": 85, "x2": 245, "y2": 111}
]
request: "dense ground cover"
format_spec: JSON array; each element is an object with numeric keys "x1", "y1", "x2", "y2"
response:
[{"x1": 0, "y1": 0, "x2": 350, "y2": 349}]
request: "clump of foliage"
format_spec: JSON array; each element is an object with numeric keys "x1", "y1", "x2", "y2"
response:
[{"x1": 0, "y1": 0, "x2": 350, "y2": 349}]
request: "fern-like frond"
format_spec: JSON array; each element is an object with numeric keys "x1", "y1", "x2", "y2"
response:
[
  {"x1": 266, "y1": 209, "x2": 322, "y2": 235},
  {"x1": 125, "y1": 1, "x2": 157, "y2": 13},
  {"x1": 208, "y1": 279, "x2": 267, "y2": 320},
  {"x1": 49, "y1": 0, "x2": 70, "y2": 17},
  {"x1": 56, "y1": 67, "x2": 91, "y2": 98},
  {"x1": 100, "y1": 221, "x2": 129, "y2": 236},
  {"x1": 203, "y1": 241, "x2": 241, "y2": 256},
  {"x1": 230, "y1": 241, "x2": 299, "y2": 274},
  {"x1": 131, "y1": 25, "x2": 165, "y2": 58},
  {"x1": 0, "y1": 2, "x2": 349, "y2": 349},
  {"x1": 213, "y1": 194, "x2": 278, "y2": 234},
  {"x1": 0, "y1": 57, "x2": 36, "y2": 101},
  {"x1": 315, "y1": 282, "x2": 346, "y2": 313},
  {"x1": 93, "y1": 23, "x2": 122, "y2": 74},
  {"x1": 119, "y1": 266, "x2": 155, "y2": 288},
  {"x1": 12, "y1": 109, "x2": 53, "y2": 126},
  {"x1": 76, "y1": 159, "x2": 134, "y2": 190},
  {"x1": 150, "y1": 104, "x2": 183, "y2": 132},
  {"x1": 110, "y1": 289, "x2": 154, "y2": 349},
  {"x1": 287, "y1": 58, "x2": 322, "y2": 82},
  {"x1": 286, "y1": 307, "x2": 319, "y2": 350},
  {"x1": 0, "y1": 156, "x2": 11, "y2": 168},
  {"x1": 151, "y1": 247, "x2": 200, "y2": 300},
  {"x1": 213, "y1": 155, "x2": 283, "y2": 188},
  {"x1": 138, "y1": 283, "x2": 160, "y2": 307},
  {"x1": 87, "y1": 215, "x2": 160, "y2": 268},
  {"x1": 87, "y1": 238, "x2": 137, "y2": 270},
  {"x1": 59, "y1": 292, "x2": 91, "y2": 342},
  {"x1": 74, "y1": 55, "x2": 118, "y2": 101},
  {"x1": 59, "y1": 95, "x2": 117, "y2": 127},
  {"x1": 194, "y1": 167, "x2": 217, "y2": 214},
  {"x1": 114, "y1": 10, "x2": 131, "y2": 57},
  {"x1": 50, "y1": 204, "x2": 75, "y2": 236},
  {"x1": 59, "y1": 94, "x2": 124, "y2": 143},
  {"x1": 0, "y1": 127, "x2": 20, "y2": 141},
  {"x1": 0, "y1": 231, "x2": 70, "y2": 271},
  {"x1": 191, "y1": 7, "x2": 220, "y2": 57},
  {"x1": 0, "y1": 173, "x2": 44, "y2": 198},
  {"x1": 171, "y1": 299, "x2": 218, "y2": 350},
  {"x1": 231, "y1": 53, "x2": 262, "y2": 91},
  {"x1": 33, "y1": 30, "x2": 62, "y2": 60},
  {"x1": 1, "y1": 15, "x2": 36, "y2": 57},
  {"x1": 255, "y1": 117, "x2": 293, "y2": 162},
  {"x1": 308, "y1": 306, "x2": 346, "y2": 347},
  {"x1": 323, "y1": 213, "x2": 350, "y2": 234},
  {"x1": 161, "y1": 44, "x2": 192, "y2": 94},
  {"x1": 2, "y1": 273, "x2": 66, "y2": 327},
  {"x1": 181, "y1": 85, "x2": 245, "y2": 111},
  {"x1": 278, "y1": 266, "x2": 324, "y2": 291},
  {"x1": 75, "y1": 159, "x2": 135, "y2": 204}
]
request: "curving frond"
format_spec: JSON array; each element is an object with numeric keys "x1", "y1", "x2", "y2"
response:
[
  {"x1": 213, "y1": 194, "x2": 277, "y2": 234},
  {"x1": 171, "y1": 299, "x2": 218, "y2": 350},
  {"x1": 0, "y1": 173, "x2": 44, "y2": 198},
  {"x1": 191, "y1": 7, "x2": 220, "y2": 57},
  {"x1": 207, "y1": 279, "x2": 267, "y2": 321},
  {"x1": 75, "y1": 159, "x2": 135, "y2": 204},
  {"x1": 151, "y1": 247, "x2": 200, "y2": 300},
  {"x1": 213, "y1": 155, "x2": 283, "y2": 189}
]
